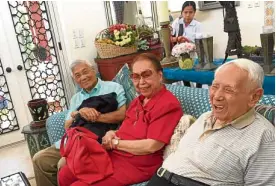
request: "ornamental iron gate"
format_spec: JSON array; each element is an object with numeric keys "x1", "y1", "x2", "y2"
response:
[
  {"x1": 0, "y1": 58, "x2": 19, "y2": 135},
  {"x1": 7, "y1": 1, "x2": 67, "y2": 116}
]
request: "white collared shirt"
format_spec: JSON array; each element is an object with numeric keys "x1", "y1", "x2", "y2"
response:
[{"x1": 171, "y1": 18, "x2": 202, "y2": 42}]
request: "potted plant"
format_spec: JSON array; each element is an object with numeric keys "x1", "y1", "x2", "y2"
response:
[
  {"x1": 137, "y1": 25, "x2": 159, "y2": 49},
  {"x1": 171, "y1": 43, "x2": 196, "y2": 70}
]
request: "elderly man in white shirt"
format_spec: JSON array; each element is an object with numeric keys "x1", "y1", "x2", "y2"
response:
[{"x1": 147, "y1": 58, "x2": 275, "y2": 186}]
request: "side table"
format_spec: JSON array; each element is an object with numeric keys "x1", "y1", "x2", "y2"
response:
[
  {"x1": 21, "y1": 124, "x2": 51, "y2": 158},
  {"x1": 95, "y1": 44, "x2": 163, "y2": 81}
]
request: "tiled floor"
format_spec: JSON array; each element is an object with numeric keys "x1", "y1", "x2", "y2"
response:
[{"x1": 0, "y1": 141, "x2": 37, "y2": 186}]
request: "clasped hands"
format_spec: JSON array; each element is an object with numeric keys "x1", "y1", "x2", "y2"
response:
[
  {"x1": 73, "y1": 107, "x2": 101, "y2": 121},
  {"x1": 177, "y1": 36, "x2": 189, "y2": 43},
  {"x1": 102, "y1": 130, "x2": 120, "y2": 151},
  {"x1": 64, "y1": 107, "x2": 101, "y2": 129}
]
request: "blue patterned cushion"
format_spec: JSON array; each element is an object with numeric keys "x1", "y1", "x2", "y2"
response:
[
  {"x1": 259, "y1": 95, "x2": 275, "y2": 106},
  {"x1": 46, "y1": 111, "x2": 68, "y2": 144},
  {"x1": 112, "y1": 64, "x2": 136, "y2": 105},
  {"x1": 166, "y1": 84, "x2": 211, "y2": 118}
]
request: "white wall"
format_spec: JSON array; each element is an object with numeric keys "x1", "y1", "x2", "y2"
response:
[
  {"x1": 55, "y1": 1, "x2": 107, "y2": 65},
  {"x1": 55, "y1": 1, "x2": 266, "y2": 61},
  {"x1": 170, "y1": 1, "x2": 265, "y2": 58}
]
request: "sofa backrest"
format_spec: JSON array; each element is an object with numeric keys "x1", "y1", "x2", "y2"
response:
[
  {"x1": 166, "y1": 84, "x2": 275, "y2": 117},
  {"x1": 112, "y1": 64, "x2": 275, "y2": 124},
  {"x1": 166, "y1": 84, "x2": 210, "y2": 118}
]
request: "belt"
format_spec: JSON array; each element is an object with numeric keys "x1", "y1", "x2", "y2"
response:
[{"x1": 157, "y1": 167, "x2": 209, "y2": 186}]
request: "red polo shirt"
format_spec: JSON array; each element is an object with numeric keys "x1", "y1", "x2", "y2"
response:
[{"x1": 109, "y1": 86, "x2": 183, "y2": 185}]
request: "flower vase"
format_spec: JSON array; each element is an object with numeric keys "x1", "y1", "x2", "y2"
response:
[
  {"x1": 27, "y1": 98, "x2": 49, "y2": 128},
  {"x1": 178, "y1": 53, "x2": 194, "y2": 70}
]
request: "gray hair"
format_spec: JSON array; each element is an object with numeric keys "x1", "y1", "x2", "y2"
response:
[
  {"x1": 70, "y1": 59, "x2": 95, "y2": 77},
  {"x1": 215, "y1": 58, "x2": 264, "y2": 88}
]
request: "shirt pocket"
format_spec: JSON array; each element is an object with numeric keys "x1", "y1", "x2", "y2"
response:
[{"x1": 191, "y1": 141, "x2": 244, "y2": 183}]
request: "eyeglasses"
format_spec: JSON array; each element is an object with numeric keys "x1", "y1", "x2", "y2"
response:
[{"x1": 130, "y1": 69, "x2": 153, "y2": 82}]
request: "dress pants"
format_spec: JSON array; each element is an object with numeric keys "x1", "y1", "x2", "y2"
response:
[{"x1": 32, "y1": 145, "x2": 61, "y2": 186}]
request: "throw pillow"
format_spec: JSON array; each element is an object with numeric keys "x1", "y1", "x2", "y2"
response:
[
  {"x1": 112, "y1": 64, "x2": 137, "y2": 105},
  {"x1": 163, "y1": 114, "x2": 196, "y2": 160}
]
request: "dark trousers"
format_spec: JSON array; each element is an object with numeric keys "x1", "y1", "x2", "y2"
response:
[{"x1": 147, "y1": 174, "x2": 178, "y2": 186}]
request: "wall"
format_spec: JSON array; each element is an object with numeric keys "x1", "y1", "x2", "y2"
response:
[
  {"x1": 170, "y1": 1, "x2": 265, "y2": 58},
  {"x1": 55, "y1": 1, "x2": 107, "y2": 66}
]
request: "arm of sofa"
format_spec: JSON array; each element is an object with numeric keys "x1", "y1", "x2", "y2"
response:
[{"x1": 46, "y1": 111, "x2": 69, "y2": 145}]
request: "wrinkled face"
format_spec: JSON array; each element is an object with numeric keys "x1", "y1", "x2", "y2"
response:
[
  {"x1": 72, "y1": 63, "x2": 97, "y2": 92},
  {"x1": 209, "y1": 64, "x2": 261, "y2": 123},
  {"x1": 131, "y1": 60, "x2": 163, "y2": 98},
  {"x1": 182, "y1": 5, "x2": 195, "y2": 24}
]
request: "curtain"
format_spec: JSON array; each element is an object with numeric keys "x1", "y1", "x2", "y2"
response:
[{"x1": 112, "y1": 1, "x2": 125, "y2": 24}]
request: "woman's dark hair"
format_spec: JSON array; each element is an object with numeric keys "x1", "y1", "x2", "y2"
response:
[
  {"x1": 182, "y1": 1, "x2": 196, "y2": 12},
  {"x1": 131, "y1": 53, "x2": 163, "y2": 72}
]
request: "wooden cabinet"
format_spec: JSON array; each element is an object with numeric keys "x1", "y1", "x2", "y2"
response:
[{"x1": 95, "y1": 45, "x2": 163, "y2": 81}]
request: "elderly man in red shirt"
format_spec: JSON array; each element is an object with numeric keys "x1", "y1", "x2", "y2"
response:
[{"x1": 58, "y1": 53, "x2": 183, "y2": 186}]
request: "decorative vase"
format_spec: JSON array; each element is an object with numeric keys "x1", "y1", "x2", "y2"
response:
[
  {"x1": 27, "y1": 98, "x2": 49, "y2": 128},
  {"x1": 178, "y1": 53, "x2": 194, "y2": 70}
]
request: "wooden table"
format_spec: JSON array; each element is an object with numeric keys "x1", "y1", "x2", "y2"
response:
[{"x1": 95, "y1": 45, "x2": 163, "y2": 81}]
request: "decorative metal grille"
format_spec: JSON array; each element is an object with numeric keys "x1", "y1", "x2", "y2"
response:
[
  {"x1": 0, "y1": 58, "x2": 19, "y2": 135},
  {"x1": 8, "y1": 1, "x2": 67, "y2": 115}
]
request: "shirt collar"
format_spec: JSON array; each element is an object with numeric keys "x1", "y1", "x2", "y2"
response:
[
  {"x1": 205, "y1": 108, "x2": 256, "y2": 130},
  {"x1": 137, "y1": 85, "x2": 167, "y2": 111},
  {"x1": 231, "y1": 108, "x2": 256, "y2": 129},
  {"x1": 178, "y1": 18, "x2": 196, "y2": 26},
  {"x1": 80, "y1": 78, "x2": 101, "y2": 95}
]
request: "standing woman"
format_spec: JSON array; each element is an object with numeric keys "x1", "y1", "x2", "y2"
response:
[{"x1": 171, "y1": 1, "x2": 201, "y2": 44}]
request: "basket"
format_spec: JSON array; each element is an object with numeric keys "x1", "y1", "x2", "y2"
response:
[{"x1": 95, "y1": 29, "x2": 137, "y2": 59}]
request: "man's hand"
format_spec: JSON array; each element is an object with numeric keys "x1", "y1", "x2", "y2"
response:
[
  {"x1": 177, "y1": 36, "x2": 189, "y2": 43},
  {"x1": 70, "y1": 111, "x2": 79, "y2": 119},
  {"x1": 64, "y1": 118, "x2": 73, "y2": 129},
  {"x1": 102, "y1": 130, "x2": 119, "y2": 150},
  {"x1": 79, "y1": 107, "x2": 101, "y2": 122}
]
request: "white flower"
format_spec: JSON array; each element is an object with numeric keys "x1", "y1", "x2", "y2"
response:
[{"x1": 171, "y1": 43, "x2": 196, "y2": 57}]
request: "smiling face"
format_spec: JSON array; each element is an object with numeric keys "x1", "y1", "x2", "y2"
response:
[
  {"x1": 209, "y1": 64, "x2": 262, "y2": 123},
  {"x1": 131, "y1": 59, "x2": 163, "y2": 99},
  {"x1": 72, "y1": 63, "x2": 97, "y2": 92}
]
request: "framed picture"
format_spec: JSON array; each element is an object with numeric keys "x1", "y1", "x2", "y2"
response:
[
  {"x1": 1, "y1": 172, "x2": 31, "y2": 186},
  {"x1": 198, "y1": 1, "x2": 240, "y2": 11}
]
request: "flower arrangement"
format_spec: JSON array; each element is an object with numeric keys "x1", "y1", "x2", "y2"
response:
[
  {"x1": 171, "y1": 43, "x2": 196, "y2": 70},
  {"x1": 97, "y1": 24, "x2": 137, "y2": 47},
  {"x1": 136, "y1": 25, "x2": 159, "y2": 50},
  {"x1": 171, "y1": 43, "x2": 196, "y2": 57}
]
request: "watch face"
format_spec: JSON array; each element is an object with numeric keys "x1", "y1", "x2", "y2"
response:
[{"x1": 114, "y1": 139, "x2": 119, "y2": 145}]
